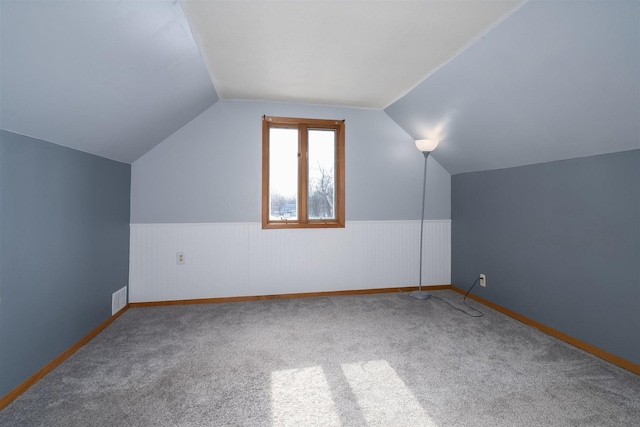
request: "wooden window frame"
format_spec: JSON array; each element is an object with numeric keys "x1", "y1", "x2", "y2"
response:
[{"x1": 262, "y1": 115, "x2": 345, "y2": 229}]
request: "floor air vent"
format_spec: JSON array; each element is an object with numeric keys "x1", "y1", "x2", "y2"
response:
[{"x1": 111, "y1": 286, "x2": 128, "y2": 315}]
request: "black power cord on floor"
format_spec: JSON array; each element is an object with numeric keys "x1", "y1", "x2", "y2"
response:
[{"x1": 431, "y1": 277, "x2": 484, "y2": 318}]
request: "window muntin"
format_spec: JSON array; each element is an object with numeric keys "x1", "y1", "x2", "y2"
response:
[{"x1": 262, "y1": 116, "x2": 345, "y2": 229}]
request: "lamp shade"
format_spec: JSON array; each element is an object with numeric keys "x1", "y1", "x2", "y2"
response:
[{"x1": 415, "y1": 139, "x2": 439, "y2": 152}]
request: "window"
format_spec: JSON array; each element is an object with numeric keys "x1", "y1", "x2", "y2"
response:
[{"x1": 262, "y1": 116, "x2": 345, "y2": 229}]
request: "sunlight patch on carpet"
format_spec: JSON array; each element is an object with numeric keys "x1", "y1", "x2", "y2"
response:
[
  {"x1": 341, "y1": 360, "x2": 437, "y2": 426},
  {"x1": 271, "y1": 366, "x2": 341, "y2": 427}
]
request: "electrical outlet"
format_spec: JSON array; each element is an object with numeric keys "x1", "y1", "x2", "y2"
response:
[
  {"x1": 177, "y1": 252, "x2": 185, "y2": 265},
  {"x1": 479, "y1": 274, "x2": 486, "y2": 287}
]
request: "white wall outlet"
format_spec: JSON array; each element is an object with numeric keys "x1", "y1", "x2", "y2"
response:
[
  {"x1": 479, "y1": 274, "x2": 486, "y2": 287},
  {"x1": 177, "y1": 252, "x2": 185, "y2": 265}
]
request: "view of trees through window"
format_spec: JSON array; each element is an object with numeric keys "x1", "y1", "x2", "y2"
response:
[
  {"x1": 307, "y1": 129, "x2": 335, "y2": 219},
  {"x1": 270, "y1": 163, "x2": 334, "y2": 219},
  {"x1": 268, "y1": 129, "x2": 335, "y2": 220}
]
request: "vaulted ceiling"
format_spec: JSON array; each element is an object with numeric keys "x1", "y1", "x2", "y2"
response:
[
  {"x1": 0, "y1": 0, "x2": 218, "y2": 163},
  {"x1": 1, "y1": 0, "x2": 638, "y2": 172},
  {"x1": 181, "y1": 0, "x2": 522, "y2": 109},
  {"x1": 385, "y1": 0, "x2": 640, "y2": 174}
]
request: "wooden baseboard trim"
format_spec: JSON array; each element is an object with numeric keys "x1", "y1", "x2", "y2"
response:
[
  {"x1": 451, "y1": 286, "x2": 640, "y2": 375},
  {"x1": 1, "y1": 285, "x2": 450, "y2": 409},
  {"x1": 0, "y1": 305, "x2": 130, "y2": 411},
  {"x1": 6, "y1": 283, "x2": 634, "y2": 411},
  {"x1": 129, "y1": 285, "x2": 453, "y2": 307}
]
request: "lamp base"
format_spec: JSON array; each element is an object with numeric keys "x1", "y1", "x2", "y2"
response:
[{"x1": 409, "y1": 290, "x2": 431, "y2": 300}]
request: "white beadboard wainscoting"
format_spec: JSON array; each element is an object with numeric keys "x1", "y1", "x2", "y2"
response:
[{"x1": 129, "y1": 220, "x2": 451, "y2": 303}]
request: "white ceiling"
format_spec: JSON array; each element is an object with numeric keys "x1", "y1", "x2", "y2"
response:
[{"x1": 181, "y1": 0, "x2": 524, "y2": 109}]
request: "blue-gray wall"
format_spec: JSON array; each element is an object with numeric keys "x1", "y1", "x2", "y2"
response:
[
  {"x1": 452, "y1": 150, "x2": 640, "y2": 365},
  {"x1": 0, "y1": 130, "x2": 131, "y2": 397},
  {"x1": 131, "y1": 100, "x2": 451, "y2": 223}
]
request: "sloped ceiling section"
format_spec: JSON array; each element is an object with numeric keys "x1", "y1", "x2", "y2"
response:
[
  {"x1": 3, "y1": 1, "x2": 637, "y2": 171},
  {"x1": 385, "y1": 0, "x2": 640, "y2": 175},
  {"x1": 0, "y1": 0, "x2": 218, "y2": 163},
  {"x1": 181, "y1": 0, "x2": 523, "y2": 109}
]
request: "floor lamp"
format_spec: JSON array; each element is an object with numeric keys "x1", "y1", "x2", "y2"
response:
[{"x1": 410, "y1": 139, "x2": 439, "y2": 300}]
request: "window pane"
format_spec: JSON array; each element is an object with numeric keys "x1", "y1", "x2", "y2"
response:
[
  {"x1": 269, "y1": 128, "x2": 299, "y2": 220},
  {"x1": 308, "y1": 129, "x2": 336, "y2": 220}
]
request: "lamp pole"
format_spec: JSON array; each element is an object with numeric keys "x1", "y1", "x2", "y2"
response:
[
  {"x1": 410, "y1": 139, "x2": 438, "y2": 300},
  {"x1": 410, "y1": 150, "x2": 431, "y2": 300}
]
